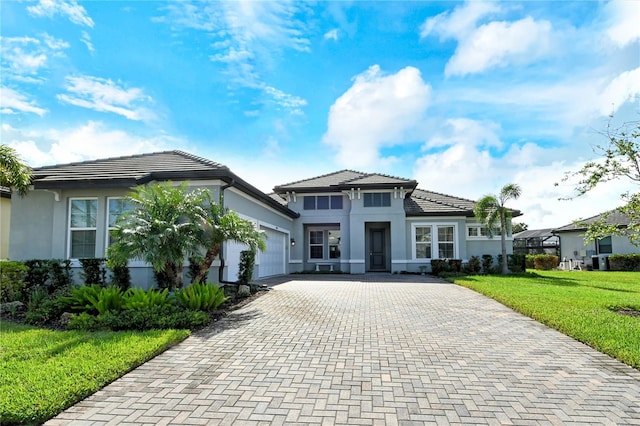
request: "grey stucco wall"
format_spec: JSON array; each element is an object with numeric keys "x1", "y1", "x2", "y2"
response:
[{"x1": 10, "y1": 190, "x2": 56, "y2": 260}]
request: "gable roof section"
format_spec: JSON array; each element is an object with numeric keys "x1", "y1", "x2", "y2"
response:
[
  {"x1": 274, "y1": 170, "x2": 417, "y2": 193},
  {"x1": 553, "y1": 209, "x2": 631, "y2": 233},
  {"x1": 31, "y1": 150, "x2": 298, "y2": 218},
  {"x1": 405, "y1": 189, "x2": 478, "y2": 217}
]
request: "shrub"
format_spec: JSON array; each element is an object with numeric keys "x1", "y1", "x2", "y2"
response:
[
  {"x1": 80, "y1": 258, "x2": 107, "y2": 286},
  {"x1": 24, "y1": 287, "x2": 70, "y2": 326},
  {"x1": 430, "y1": 259, "x2": 451, "y2": 275},
  {"x1": 109, "y1": 264, "x2": 131, "y2": 291},
  {"x1": 187, "y1": 256, "x2": 203, "y2": 283},
  {"x1": 175, "y1": 282, "x2": 228, "y2": 311},
  {"x1": 448, "y1": 259, "x2": 462, "y2": 273},
  {"x1": 23, "y1": 259, "x2": 73, "y2": 295},
  {"x1": 123, "y1": 288, "x2": 171, "y2": 310},
  {"x1": 463, "y1": 256, "x2": 482, "y2": 274},
  {"x1": 525, "y1": 255, "x2": 535, "y2": 269},
  {"x1": 498, "y1": 253, "x2": 527, "y2": 273},
  {"x1": 533, "y1": 254, "x2": 559, "y2": 270},
  {"x1": 89, "y1": 286, "x2": 125, "y2": 314},
  {"x1": 62, "y1": 284, "x2": 103, "y2": 314},
  {"x1": 238, "y1": 248, "x2": 256, "y2": 284},
  {"x1": 609, "y1": 254, "x2": 640, "y2": 271},
  {"x1": 154, "y1": 269, "x2": 173, "y2": 290},
  {"x1": 481, "y1": 255, "x2": 494, "y2": 274},
  {"x1": 0, "y1": 260, "x2": 28, "y2": 303},
  {"x1": 68, "y1": 306, "x2": 210, "y2": 331}
]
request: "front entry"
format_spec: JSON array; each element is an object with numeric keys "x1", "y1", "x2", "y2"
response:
[{"x1": 369, "y1": 227, "x2": 387, "y2": 271}]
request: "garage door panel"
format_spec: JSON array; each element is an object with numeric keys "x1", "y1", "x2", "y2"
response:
[{"x1": 259, "y1": 227, "x2": 286, "y2": 278}]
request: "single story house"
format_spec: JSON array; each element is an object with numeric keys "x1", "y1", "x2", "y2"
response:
[
  {"x1": 9, "y1": 150, "x2": 521, "y2": 287},
  {"x1": 1, "y1": 187, "x2": 10, "y2": 259},
  {"x1": 552, "y1": 210, "x2": 638, "y2": 270}
]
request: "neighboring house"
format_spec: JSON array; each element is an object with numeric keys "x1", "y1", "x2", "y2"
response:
[
  {"x1": 9, "y1": 151, "x2": 521, "y2": 287},
  {"x1": 272, "y1": 170, "x2": 521, "y2": 274},
  {"x1": 513, "y1": 228, "x2": 559, "y2": 256},
  {"x1": 1, "y1": 187, "x2": 10, "y2": 259},
  {"x1": 9, "y1": 151, "x2": 299, "y2": 288},
  {"x1": 552, "y1": 210, "x2": 639, "y2": 270}
]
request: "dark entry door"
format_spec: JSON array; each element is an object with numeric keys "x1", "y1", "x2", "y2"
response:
[{"x1": 369, "y1": 228, "x2": 386, "y2": 270}]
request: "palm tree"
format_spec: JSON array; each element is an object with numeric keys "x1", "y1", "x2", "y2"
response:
[
  {"x1": 107, "y1": 182, "x2": 209, "y2": 290},
  {"x1": 0, "y1": 145, "x2": 32, "y2": 196},
  {"x1": 474, "y1": 183, "x2": 522, "y2": 275},
  {"x1": 191, "y1": 197, "x2": 266, "y2": 284}
]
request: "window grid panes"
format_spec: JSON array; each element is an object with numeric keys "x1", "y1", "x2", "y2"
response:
[
  {"x1": 107, "y1": 198, "x2": 135, "y2": 246},
  {"x1": 597, "y1": 237, "x2": 613, "y2": 254},
  {"x1": 303, "y1": 195, "x2": 343, "y2": 210},
  {"x1": 304, "y1": 196, "x2": 316, "y2": 210},
  {"x1": 329, "y1": 230, "x2": 341, "y2": 259},
  {"x1": 364, "y1": 192, "x2": 391, "y2": 207},
  {"x1": 415, "y1": 227, "x2": 432, "y2": 259},
  {"x1": 309, "y1": 230, "x2": 324, "y2": 259},
  {"x1": 69, "y1": 199, "x2": 97, "y2": 258},
  {"x1": 437, "y1": 226, "x2": 454, "y2": 258}
]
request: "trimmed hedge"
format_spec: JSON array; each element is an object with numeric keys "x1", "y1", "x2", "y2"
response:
[
  {"x1": 533, "y1": 254, "x2": 559, "y2": 270},
  {"x1": 0, "y1": 261, "x2": 29, "y2": 303},
  {"x1": 609, "y1": 254, "x2": 640, "y2": 271}
]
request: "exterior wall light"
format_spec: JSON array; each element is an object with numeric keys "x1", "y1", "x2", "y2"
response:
[{"x1": 290, "y1": 238, "x2": 296, "y2": 246}]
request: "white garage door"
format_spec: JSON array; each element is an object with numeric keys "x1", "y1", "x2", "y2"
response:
[{"x1": 259, "y1": 227, "x2": 286, "y2": 278}]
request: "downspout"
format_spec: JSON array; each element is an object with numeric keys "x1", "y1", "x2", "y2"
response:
[{"x1": 218, "y1": 178, "x2": 235, "y2": 285}]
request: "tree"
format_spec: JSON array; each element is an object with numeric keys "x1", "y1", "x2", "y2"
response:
[
  {"x1": 512, "y1": 222, "x2": 528, "y2": 234},
  {"x1": 107, "y1": 182, "x2": 209, "y2": 290},
  {"x1": 561, "y1": 121, "x2": 639, "y2": 246},
  {"x1": 0, "y1": 145, "x2": 32, "y2": 196},
  {"x1": 190, "y1": 196, "x2": 266, "y2": 284},
  {"x1": 474, "y1": 183, "x2": 522, "y2": 275}
]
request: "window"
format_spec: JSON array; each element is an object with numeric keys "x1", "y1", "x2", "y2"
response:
[
  {"x1": 329, "y1": 230, "x2": 341, "y2": 259},
  {"x1": 303, "y1": 195, "x2": 343, "y2": 210},
  {"x1": 69, "y1": 198, "x2": 97, "y2": 258},
  {"x1": 364, "y1": 192, "x2": 391, "y2": 207},
  {"x1": 107, "y1": 198, "x2": 135, "y2": 247},
  {"x1": 597, "y1": 236, "x2": 612, "y2": 254},
  {"x1": 438, "y1": 226, "x2": 454, "y2": 258},
  {"x1": 415, "y1": 226, "x2": 432, "y2": 259},
  {"x1": 467, "y1": 225, "x2": 500, "y2": 238},
  {"x1": 309, "y1": 231, "x2": 324, "y2": 259}
]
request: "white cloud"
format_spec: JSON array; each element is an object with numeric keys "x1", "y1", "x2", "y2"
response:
[
  {"x1": 599, "y1": 67, "x2": 640, "y2": 115},
  {"x1": 27, "y1": 0, "x2": 94, "y2": 28},
  {"x1": 323, "y1": 65, "x2": 431, "y2": 168},
  {"x1": 0, "y1": 86, "x2": 47, "y2": 116},
  {"x1": 80, "y1": 31, "x2": 95, "y2": 53},
  {"x1": 421, "y1": 2, "x2": 553, "y2": 76},
  {"x1": 56, "y1": 75, "x2": 155, "y2": 121},
  {"x1": 1, "y1": 34, "x2": 68, "y2": 79},
  {"x1": 324, "y1": 29, "x2": 339, "y2": 41},
  {"x1": 156, "y1": 1, "x2": 309, "y2": 114},
  {"x1": 604, "y1": 0, "x2": 640, "y2": 48},
  {"x1": 3, "y1": 121, "x2": 176, "y2": 167}
]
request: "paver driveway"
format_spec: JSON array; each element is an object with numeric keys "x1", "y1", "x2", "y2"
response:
[{"x1": 47, "y1": 275, "x2": 640, "y2": 425}]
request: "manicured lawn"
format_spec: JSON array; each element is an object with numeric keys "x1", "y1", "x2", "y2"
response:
[
  {"x1": 0, "y1": 322, "x2": 190, "y2": 425},
  {"x1": 452, "y1": 270, "x2": 640, "y2": 369}
]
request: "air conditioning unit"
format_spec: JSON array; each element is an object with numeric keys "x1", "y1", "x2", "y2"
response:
[{"x1": 591, "y1": 254, "x2": 610, "y2": 271}]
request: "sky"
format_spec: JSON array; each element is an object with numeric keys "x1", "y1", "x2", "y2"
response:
[{"x1": 1, "y1": 0, "x2": 639, "y2": 230}]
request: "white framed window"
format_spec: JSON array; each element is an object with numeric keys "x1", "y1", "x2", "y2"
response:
[
  {"x1": 467, "y1": 225, "x2": 501, "y2": 238},
  {"x1": 303, "y1": 195, "x2": 343, "y2": 210},
  {"x1": 363, "y1": 192, "x2": 391, "y2": 207},
  {"x1": 68, "y1": 198, "x2": 98, "y2": 259},
  {"x1": 106, "y1": 197, "x2": 135, "y2": 247},
  {"x1": 412, "y1": 223, "x2": 458, "y2": 260},
  {"x1": 308, "y1": 227, "x2": 341, "y2": 260},
  {"x1": 415, "y1": 226, "x2": 432, "y2": 259}
]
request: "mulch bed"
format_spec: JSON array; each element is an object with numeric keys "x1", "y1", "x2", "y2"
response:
[{"x1": 616, "y1": 308, "x2": 640, "y2": 318}]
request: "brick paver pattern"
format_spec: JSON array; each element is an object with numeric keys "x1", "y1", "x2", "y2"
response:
[{"x1": 47, "y1": 276, "x2": 640, "y2": 425}]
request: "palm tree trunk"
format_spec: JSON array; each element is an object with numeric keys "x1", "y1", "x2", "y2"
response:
[
  {"x1": 500, "y1": 210, "x2": 509, "y2": 274},
  {"x1": 193, "y1": 244, "x2": 221, "y2": 284}
]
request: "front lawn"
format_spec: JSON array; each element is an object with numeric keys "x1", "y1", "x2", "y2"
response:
[
  {"x1": 0, "y1": 322, "x2": 190, "y2": 425},
  {"x1": 452, "y1": 270, "x2": 640, "y2": 369}
]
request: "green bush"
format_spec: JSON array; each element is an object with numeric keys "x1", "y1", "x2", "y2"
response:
[
  {"x1": 498, "y1": 253, "x2": 527, "y2": 273},
  {"x1": 525, "y1": 255, "x2": 535, "y2": 269},
  {"x1": 61, "y1": 284, "x2": 103, "y2": 314},
  {"x1": 24, "y1": 287, "x2": 71, "y2": 326},
  {"x1": 68, "y1": 306, "x2": 210, "y2": 331},
  {"x1": 109, "y1": 264, "x2": 131, "y2": 291},
  {"x1": 175, "y1": 282, "x2": 228, "y2": 311},
  {"x1": 80, "y1": 258, "x2": 107, "y2": 286},
  {"x1": 23, "y1": 259, "x2": 73, "y2": 295},
  {"x1": 463, "y1": 256, "x2": 482, "y2": 274},
  {"x1": 533, "y1": 254, "x2": 559, "y2": 270},
  {"x1": 89, "y1": 287, "x2": 125, "y2": 314},
  {"x1": 609, "y1": 254, "x2": 640, "y2": 271},
  {"x1": 123, "y1": 288, "x2": 171, "y2": 310},
  {"x1": 481, "y1": 255, "x2": 495, "y2": 274},
  {"x1": 430, "y1": 259, "x2": 451, "y2": 275},
  {"x1": 0, "y1": 260, "x2": 28, "y2": 303},
  {"x1": 238, "y1": 249, "x2": 256, "y2": 284}
]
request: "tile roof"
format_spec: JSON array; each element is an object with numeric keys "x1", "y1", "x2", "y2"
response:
[
  {"x1": 405, "y1": 189, "x2": 478, "y2": 217},
  {"x1": 274, "y1": 170, "x2": 417, "y2": 192},
  {"x1": 553, "y1": 209, "x2": 632, "y2": 232},
  {"x1": 513, "y1": 228, "x2": 556, "y2": 239},
  {"x1": 0, "y1": 186, "x2": 10, "y2": 199},
  {"x1": 32, "y1": 150, "x2": 228, "y2": 187},
  {"x1": 30, "y1": 150, "x2": 298, "y2": 218}
]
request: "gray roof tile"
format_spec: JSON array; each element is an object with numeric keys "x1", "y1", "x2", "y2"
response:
[
  {"x1": 405, "y1": 189, "x2": 477, "y2": 216},
  {"x1": 553, "y1": 209, "x2": 632, "y2": 232},
  {"x1": 274, "y1": 170, "x2": 416, "y2": 192}
]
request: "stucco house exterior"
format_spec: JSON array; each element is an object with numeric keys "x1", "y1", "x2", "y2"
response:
[
  {"x1": 9, "y1": 150, "x2": 520, "y2": 287},
  {"x1": 552, "y1": 210, "x2": 638, "y2": 270},
  {"x1": 1, "y1": 187, "x2": 10, "y2": 259}
]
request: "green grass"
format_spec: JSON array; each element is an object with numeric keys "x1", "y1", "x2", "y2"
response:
[
  {"x1": 452, "y1": 270, "x2": 640, "y2": 369},
  {"x1": 0, "y1": 322, "x2": 190, "y2": 425}
]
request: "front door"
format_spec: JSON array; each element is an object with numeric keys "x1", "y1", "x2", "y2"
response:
[{"x1": 369, "y1": 228, "x2": 386, "y2": 270}]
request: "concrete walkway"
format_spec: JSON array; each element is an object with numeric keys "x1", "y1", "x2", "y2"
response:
[{"x1": 47, "y1": 275, "x2": 640, "y2": 425}]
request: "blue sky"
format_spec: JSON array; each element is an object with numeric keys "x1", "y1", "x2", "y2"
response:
[{"x1": 2, "y1": 0, "x2": 639, "y2": 229}]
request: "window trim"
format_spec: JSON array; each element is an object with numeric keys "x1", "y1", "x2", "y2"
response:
[
  {"x1": 303, "y1": 195, "x2": 344, "y2": 210},
  {"x1": 106, "y1": 197, "x2": 135, "y2": 250},
  {"x1": 363, "y1": 192, "x2": 391, "y2": 207},
  {"x1": 411, "y1": 223, "x2": 459, "y2": 260},
  {"x1": 68, "y1": 197, "x2": 98, "y2": 259},
  {"x1": 597, "y1": 236, "x2": 613, "y2": 254},
  {"x1": 307, "y1": 226, "x2": 341, "y2": 261}
]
